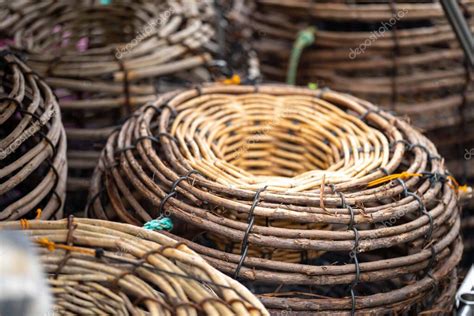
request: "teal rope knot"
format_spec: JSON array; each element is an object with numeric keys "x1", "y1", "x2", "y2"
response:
[{"x1": 143, "y1": 217, "x2": 173, "y2": 231}]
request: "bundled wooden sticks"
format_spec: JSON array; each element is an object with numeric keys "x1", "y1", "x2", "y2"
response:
[
  {"x1": 0, "y1": 0, "x2": 259, "y2": 196},
  {"x1": 0, "y1": 217, "x2": 268, "y2": 315},
  {"x1": 0, "y1": 50, "x2": 67, "y2": 220},
  {"x1": 88, "y1": 84, "x2": 465, "y2": 314}
]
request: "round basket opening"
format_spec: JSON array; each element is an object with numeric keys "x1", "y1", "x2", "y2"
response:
[
  {"x1": 219, "y1": 100, "x2": 334, "y2": 177},
  {"x1": 172, "y1": 93, "x2": 389, "y2": 190}
]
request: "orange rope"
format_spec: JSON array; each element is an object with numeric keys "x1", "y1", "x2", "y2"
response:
[
  {"x1": 221, "y1": 74, "x2": 241, "y2": 85},
  {"x1": 458, "y1": 185, "x2": 469, "y2": 193},
  {"x1": 447, "y1": 175, "x2": 469, "y2": 193},
  {"x1": 19, "y1": 209, "x2": 41, "y2": 229},
  {"x1": 369, "y1": 172, "x2": 469, "y2": 194},
  {"x1": 36, "y1": 237, "x2": 96, "y2": 256},
  {"x1": 20, "y1": 219, "x2": 29, "y2": 229},
  {"x1": 368, "y1": 172, "x2": 422, "y2": 187},
  {"x1": 448, "y1": 175, "x2": 460, "y2": 188}
]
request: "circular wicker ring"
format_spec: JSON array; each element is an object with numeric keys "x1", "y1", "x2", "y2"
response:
[{"x1": 89, "y1": 84, "x2": 462, "y2": 314}]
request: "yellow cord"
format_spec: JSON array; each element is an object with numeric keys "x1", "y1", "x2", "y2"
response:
[
  {"x1": 35, "y1": 208, "x2": 42, "y2": 219},
  {"x1": 447, "y1": 175, "x2": 469, "y2": 193},
  {"x1": 36, "y1": 237, "x2": 95, "y2": 256},
  {"x1": 368, "y1": 172, "x2": 422, "y2": 187},
  {"x1": 20, "y1": 209, "x2": 42, "y2": 229},
  {"x1": 368, "y1": 173, "x2": 469, "y2": 194},
  {"x1": 20, "y1": 219, "x2": 30, "y2": 229},
  {"x1": 458, "y1": 185, "x2": 469, "y2": 193},
  {"x1": 37, "y1": 237, "x2": 56, "y2": 252},
  {"x1": 221, "y1": 74, "x2": 241, "y2": 85}
]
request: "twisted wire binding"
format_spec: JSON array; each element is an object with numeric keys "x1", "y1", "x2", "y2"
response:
[{"x1": 234, "y1": 186, "x2": 267, "y2": 279}]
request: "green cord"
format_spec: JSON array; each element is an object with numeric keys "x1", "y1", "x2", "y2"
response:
[
  {"x1": 143, "y1": 217, "x2": 173, "y2": 231},
  {"x1": 286, "y1": 27, "x2": 316, "y2": 85},
  {"x1": 308, "y1": 82, "x2": 318, "y2": 90}
]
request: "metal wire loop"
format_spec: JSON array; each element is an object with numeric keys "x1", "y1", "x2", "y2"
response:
[
  {"x1": 234, "y1": 186, "x2": 267, "y2": 279},
  {"x1": 395, "y1": 178, "x2": 409, "y2": 197},
  {"x1": 114, "y1": 145, "x2": 136, "y2": 156},
  {"x1": 158, "y1": 171, "x2": 201, "y2": 217},
  {"x1": 157, "y1": 132, "x2": 178, "y2": 143}
]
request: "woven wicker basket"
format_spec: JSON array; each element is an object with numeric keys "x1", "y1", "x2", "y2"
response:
[
  {"x1": 0, "y1": 50, "x2": 67, "y2": 221},
  {"x1": 1, "y1": 0, "x2": 259, "y2": 203},
  {"x1": 251, "y1": 0, "x2": 474, "y2": 190},
  {"x1": 88, "y1": 84, "x2": 465, "y2": 314},
  {"x1": 0, "y1": 217, "x2": 269, "y2": 315}
]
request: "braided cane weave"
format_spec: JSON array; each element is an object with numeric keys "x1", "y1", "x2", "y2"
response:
[
  {"x1": 87, "y1": 84, "x2": 464, "y2": 314},
  {"x1": 0, "y1": 217, "x2": 268, "y2": 315},
  {"x1": 0, "y1": 50, "x2": 67, "y2": 221}
]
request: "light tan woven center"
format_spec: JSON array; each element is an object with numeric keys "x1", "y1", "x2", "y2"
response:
[{"x1": 171, "y1": 93, "x2": 389, "y2": 191}]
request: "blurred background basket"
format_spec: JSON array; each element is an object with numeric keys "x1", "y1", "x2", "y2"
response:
[
  {"x1": 0, "y1": 0, "x2": 260, "y2": 212},
  {"x1": 250, "y1": 0, "x2": 473, "y2": 177},
  {"x1": 0, "y1": 50, "x2": 67, "y2": 221}
]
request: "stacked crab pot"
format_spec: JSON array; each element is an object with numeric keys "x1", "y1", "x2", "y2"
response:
[
  {"x1": 88, "y1": 84, "x2": 465, "y2": 314},
  {"x1": 0, "y1": 51, "x2": 67, "y2": 221},
  {"x1": 0, "y1": 0, "x2": 259, "y2": 203}
]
